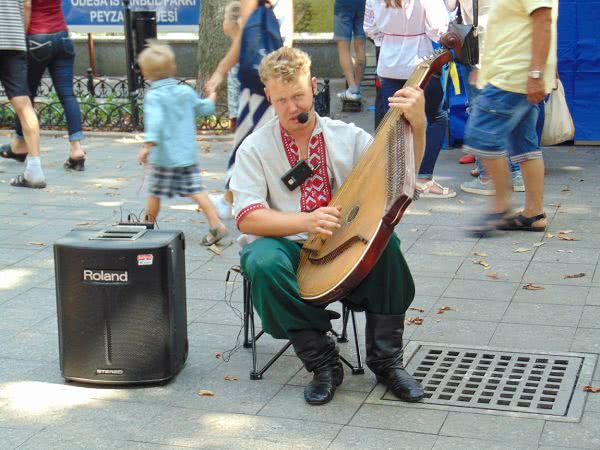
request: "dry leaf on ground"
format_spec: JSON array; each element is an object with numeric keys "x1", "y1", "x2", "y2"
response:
[
  {"x1": 214, "y1": 352, "x2": 222, "y2": 359},
  {"x1": 549, "y1": 203, "x2": 561, "y2": 207},
  {"x1": 561, "y1": 186, "x2": 570, "y2": 192},
  {"x1": 473, "y1": 251, "x2": 488, "y2": 257},
  {"x1": 583, "y1": 386, "x2": 600, "y2": 393},
  {"x1": 224, "y1": 375, "x2": 240, "y2": 381},
  {"x1": 28, "y1": 242, "x2": 47, "y2": 246},
  {"x1": 513, "y1": 247, "x2": 531, "y2": 253},
  {"x1": 533, "y1": 242, "x2": 546, "y2": 247},
  {"x1": 564, "y1": 272, "x2": 586, "y2": 279},
  {"x1": 558, "y1": 230, "x2": 574, "y2": 234},
  {"x1": 406, "y1": 317, "x2": 424, "y2": 325},
  {"x1": 558, "y1": 235, "x2": 580, "y2": 241},
  {"x1": 437, "y1": 306, "x2": 456, "y2": 314},
  {"x1": 198, "y1": 390, "x2": 215, "y2": 396},
  {"x1": 472, "y1": 259, "x2": 490, "y2": 268},
  {"x1": 487, "y1": 272, "x2": 500, "y2": 280},
  {"x1": 523, "y1": 283, "x2": 544, "y2": 290},
  {"x1": 557, "y1": 249, "x2": 574, "y2": 253},
  {"x1": 409, "y1": 307, "x2": 425, "y2": 312},
  {"x1": 545, "y1": 233, "x2": 555, "y2": 239}
]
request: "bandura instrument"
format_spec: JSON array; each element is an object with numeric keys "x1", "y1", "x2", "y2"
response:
[{"x1": 297, "y1": 36, "x2": 460, "y2": 305}]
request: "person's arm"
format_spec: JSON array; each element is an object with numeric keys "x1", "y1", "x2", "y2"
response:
[
  {"x1": 387, "y1": 87, "x2": 427, "y2": 172},
  {"x1": 527, "y1": 6, "x2": 552, "y2": 104},
  {"x1": 194, "y1": 91, "x2": 216, "y2": 117},
  {"x1": 23, "y1": 0, "x2": 31, "y2": 32},
  {"x1": 423, "y1": 0, "x2": 450, "y2": 42},
  {"x1": 363, "y1": 0, "x2": 383, "y2": 45},
  {"x1": 239, "y1": 206, "x2": 342, "y2": 238},
  {"x1": 447, "y1": 0, "x2": 458, "y2": 12},
  {"x1": 204, "y1": 0, "x2": 258, "y2": 95},
  {"x1": 142, "y1": 92, "x2": 162, "y2": 146}
]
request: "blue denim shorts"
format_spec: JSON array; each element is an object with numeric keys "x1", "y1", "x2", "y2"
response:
[
  {"x1": 333, "y1": 0, "x2": 366, "y2": 41},
  {"x1": 464, "y1": 84, "x2": 542, "y2": 163}
]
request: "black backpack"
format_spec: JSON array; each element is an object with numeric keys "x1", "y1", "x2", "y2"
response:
[{"x1": 238, "y1": 0, "x2": 284, "y2": 94}]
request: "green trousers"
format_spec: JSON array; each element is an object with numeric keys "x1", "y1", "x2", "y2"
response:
[{"x1": 240, "y1": 234, "x2": 415, "y2": 339}]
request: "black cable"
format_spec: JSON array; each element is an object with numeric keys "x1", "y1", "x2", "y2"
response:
[{"x1": 220, "y1": 270, "x2": 245, "y2": 363}]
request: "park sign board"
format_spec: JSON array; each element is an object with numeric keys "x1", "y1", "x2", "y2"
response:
[{"x1": 63, "y1": 0, "x2": 201, "y2": 32}]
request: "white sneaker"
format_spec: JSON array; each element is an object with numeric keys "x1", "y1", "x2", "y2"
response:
[
  {"x1": 210, "y1": 194, "x2": 233, "y2": 220},
  {"x1": 512, "y1": 172, "x2": 525, "y2": 192},
  {"x1": 337, "y1": 88, "x2": 361, "y2": 102}
]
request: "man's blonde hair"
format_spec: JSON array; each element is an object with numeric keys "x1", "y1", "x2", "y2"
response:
[
  {"x1": 259, "y1": 47, "x2": 312, "y2": 85},
  {"x1": 137, "y1": 42, "x2": 177, "y2": 80}
]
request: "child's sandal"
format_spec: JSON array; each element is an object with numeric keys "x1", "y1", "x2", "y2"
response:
[{"x1": 201, "y1": 224, "x2": 228, "y2": 246}]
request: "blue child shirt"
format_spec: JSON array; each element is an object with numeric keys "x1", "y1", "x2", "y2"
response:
[{"x1": 143, "y1": 78, "x2": 215, "y2": 167}]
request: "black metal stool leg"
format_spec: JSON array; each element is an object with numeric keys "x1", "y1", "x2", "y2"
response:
[
  {"x1": 243, "y1": 277, "x2": 252, "y2": 349},
  {"x1": 350, "y1": 310, "x2": 364, "y2": 374},
  {"x1": 338, "y1": 305, "x2": 350, "y2": 343}
]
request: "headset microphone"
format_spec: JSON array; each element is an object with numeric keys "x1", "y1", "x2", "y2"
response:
[{"x1": 297, "y1": 112, "x2": 309, "y2": 124}]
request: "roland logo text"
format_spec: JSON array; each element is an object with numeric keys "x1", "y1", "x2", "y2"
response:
[{"x1": 83, "y1": 269, "x2": 128, "y2": 283}]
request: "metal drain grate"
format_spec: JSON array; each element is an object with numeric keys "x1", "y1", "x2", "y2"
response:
[{"x1": 386, "y1": 345, "x2": 584, "y2": 417}]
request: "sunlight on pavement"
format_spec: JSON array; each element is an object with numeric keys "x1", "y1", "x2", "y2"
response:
[
  {"x1": 0, "y1": 381, "x2": 123, "y2": 415},
  {"x1": 0, "y1": 268, "x2": 31, "y2": 291}
]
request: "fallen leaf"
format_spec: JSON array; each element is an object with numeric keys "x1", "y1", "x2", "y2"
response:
[
  {"x1": 473, "y1": 251, "x2": 488, "y2": 257},
  {"x1": 437, "y1": 306, "x2": 455, "y2": 314},
  {"x1": 107, "y1": 186, "x2": 120, "y2": 190},
  {"x1": 406, "y1": 316, "x2": 424, "y2": 325},
  {"x1": 458, "y1": 199, "x2": 465, "y2": 204},
  {"x1": 215, "y1": 352, "x2": 222, "y2": 359},
  {"x1": 409, "y1": 307, "x2": 425, "y2": 312},
  {"x1": 549, "y1": 203, "x2": 561, "y2": 207},
  {"x1": 558, "y1": 230, "x2": 574, "y2": 235},
  {"x1": 472, "y1": 259, "x2": 490, "y2": 268},
  {"x1": 224, "y1": 375, "x2": 240, "y2": 381},
  {"x1": 564, "y1": 272, "x2": 586, "y2": 279},
  {"x1": 410, "y1": 228, "x2": 419, "y2": 233},
  {"x1": 545, "y1": 233, "x2": 555, "y2": 239},
  {"x1": 557, "y1": 249, "x2": 574, "y2": 254},
  {"x1": 558, "y1": 235, "x2": 580, "y2": 241},
  {"x1": 533, "y1": 242, "x2": 546, "y2": 247},
  {"x1": 523, "y1": 283, "x2": 544, "y2": 290},
  {"x1": 583, "y1": 386, "x2": 600, "y2": 393},
  {"x1": 198, "y1": 390, "x2": 215, "y2": 397},
  {"x1": 77, "y1": 221, "x2": 96, "y2": 226},
  {"x1": 513, "y1": 247, "x2": 531, "y2": 253},
  {"x1": 561, "y1": 186, "x2": 570, "y2": 192},
  {"x1": 28, "y1": 242, "x2": 47, "y2": 246},
  {"x1": 487, "y1": 272, "x2": 500, "y2": 280}
]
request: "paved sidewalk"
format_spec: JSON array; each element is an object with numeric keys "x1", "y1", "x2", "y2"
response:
[{"x1": 1, "y1": 85, "x2": 600, "y2": 449}]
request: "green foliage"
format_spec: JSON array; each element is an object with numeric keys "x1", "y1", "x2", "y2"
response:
[{"x1": 295, "y1": 0, "x2": 334, "y2": 33}]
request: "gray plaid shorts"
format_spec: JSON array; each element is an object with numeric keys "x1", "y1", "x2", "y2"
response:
[{"x1": 149, "y1": 164, "x2": 203, "y2": 198}]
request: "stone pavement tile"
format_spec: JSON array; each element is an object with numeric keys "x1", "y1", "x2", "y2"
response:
[
  {"x1": 471, "y1": 241, "x2": 539, "y2": 262},
  {"x1": 523, "y1": 262, "x2": 596, "y2": 286},
  {"x1": 513, "y1": 283, "x2": 589, "y2": 305},
  {"x1": 0, "y1": 330, "x2": 58, "y2": 362},
  {"x1": 188, "y1": 259, "x2": 239, "y2": 281},
  {"x1": 588, "y1": 287, "x2": 600, "y2": 305},
  {"x1": 533, "y1": 245, "x2": 600, "y2": 265},
  {"x1": 131, "y1": 407, "x2": 341, "y2": 449},
  {"x1": 212, "y1": 352, "x2": 302, "y2": 385},
  {"x1": 0, "y1": 248, "x2": 41, "y2": 270},
  {"x1": 419, "y1": 225, "x2": 479, "y2": 242},
  {"x1": 455, "y1": 257, "x2": 530, "y2": 283},
  {"x1": 428, "y1": 297, "x2": 509, "y2": 322},
  {"x1": 410, "y1": 318, "x2": 497, "y2": 346},
  {"x1": 585, "y1": 389, "x2": 600, "y2": 413},
  {"x1": 349, "y1": 404, "x2": 447, "y2": 434},
  {"x1": 542, "y1": 232, "x2": 600, "y2": 250},
  {"x1": 0, "y1": 426, "x2": 39, "y2": 450},
  {"x1": 186, "y1": 277, "x2": 235, "y2": 301},
  {"x1": 287, "y1": 363, "x2": 376, "y2": 393},
  {"x1": 404, "y1": 253, "x2": 464, "y2": 277},
  {"x1": 0, "y1": 267, "x2": 55, "y2": 303},
  {"x1": 328, "y1": 426, "x2": 437, "y2": 450},
  {"x1": 502, "y1": 303, "x2": 583, "y2": 327},
  {"x1": 410, "y1": 296, "x2": 440, "y2": 315},
  {"x1": 432, "y1": 436, "x2": 534, "y2": 450},
  {"x1": 548, "y1": 217, "x2": 600, "y2": 234},
  {"x1": 439, "y1": 412, "x2": 544, "y2": 446},
  {"x1": 579, "y1": 306, "x2": 600, "y2": 328},
  {"x1": 412, "y1": 275, "x2": 452, "y2": 298},
  {"x1": 406, "y1": 240, "x2": 475, "y2": 258},
  {"x1": 489, "y1": 323, "x2": 576, "y2": 352},
  {"x1": 0, "y1": 289, "x2": 56, "y2": 333},
  {"x1": 14, "y1": 434, "x2": 193, "y2": 450},
  {"x1": 258, "y1": 385, "x2": 367, "y2": 425},
  {"x1": 186, "y1": 299, "x2": 220, "y2": 324},
  {"x1": 540, "y1": 412, "x2": 600, "y2": 449},
  {"x1": 571, "y1": 328, "x2": 600, "y2": 354},
  {"x1": 0, "y1": 358, "x2": 46, "y2": 383},
  {"x1": 192, "y1": 300, "x2": 249, "y2": 327},
  {"x1": 442, "y1": 278, "x2": 519, "y2": 302}
]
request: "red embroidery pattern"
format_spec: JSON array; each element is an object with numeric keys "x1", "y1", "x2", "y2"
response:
[
  {"x1": 235, "y1": 203, "x2": 266, "y2": 228},
  {"x1": 280, "y1": 125, "x2": 332, "y2": 212}
]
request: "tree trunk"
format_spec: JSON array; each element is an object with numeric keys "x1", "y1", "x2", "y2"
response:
[{"x1": 196, "y1": 0, "x2": 229, "y2": 93}]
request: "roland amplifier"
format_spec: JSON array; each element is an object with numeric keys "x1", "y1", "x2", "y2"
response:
[{"x1": 54, "y1": 225, "x2": 188, "y2": 385}]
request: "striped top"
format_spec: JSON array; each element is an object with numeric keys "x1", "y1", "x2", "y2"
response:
[{"x1": 0, "y1": 0, "x2": 26, "y2": 51}]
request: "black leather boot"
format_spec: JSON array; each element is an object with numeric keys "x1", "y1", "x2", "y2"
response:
[
  {"x1": 289, "y1": 329, "x2": 344, "y2": 405},
  {"x1": 366, "y1": 312, "x2": 424, "y2": 402}
]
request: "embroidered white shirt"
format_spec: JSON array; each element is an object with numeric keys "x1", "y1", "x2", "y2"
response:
[
  {"x1": 230, "y1": 115, "x2": 373, "y2": 243},
  {"x1": 364, "y1": 0, "x2": 449, "y2": 80}
]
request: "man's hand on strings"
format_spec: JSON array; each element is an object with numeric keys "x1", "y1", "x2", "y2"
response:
[
  {"x1": 305, "y1": 206, "x2": 342, "y2": 237},
  {"x1": 388, "y1": 87, "x2": 426, "y2": 131}
]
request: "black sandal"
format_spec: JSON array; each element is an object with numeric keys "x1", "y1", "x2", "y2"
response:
[
  {"x1": 465, "y1": 211, "x2": 509, "y2": 237},
  {"x1": 0, "y1": 144, "x2": 27, "y2": 163},
  {"x1": 64, "y1": 157, "x2": 85, "y2": 171},
  {"x1": 10, "y1": 174, "x2": 46, "y2": 189},
  {"x1": 498, "y1": 212, "x2": 547, "y2": 232}
]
